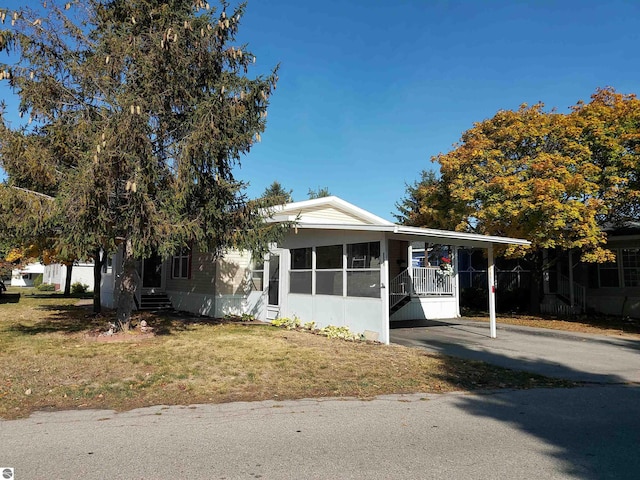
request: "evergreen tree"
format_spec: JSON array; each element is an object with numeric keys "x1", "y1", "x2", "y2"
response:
[
  {"x1": 307, "y1": 186, "x2": 331, "y2": 199},
  {"x1": 0, "y1": 1, "x2": 283, "y2": 329},
  {"x1": 261, "y1": 180, "x2": 292, "y2": 206}
]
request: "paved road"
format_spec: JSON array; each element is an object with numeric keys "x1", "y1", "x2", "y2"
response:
[
  {"x1": 390, "y1": 319, "x2": 640, "y2": 383},
  {"x1": 2, "y1": 321, "x2": 639, "y2": 479},
  {"x1": 1, "y1": 386, "x2": 639, "y2": 480}
]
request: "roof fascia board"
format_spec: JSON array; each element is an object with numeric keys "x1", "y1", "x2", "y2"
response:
[{"x1": 291, "y1": 223, "x2": 530, "y2": 246}]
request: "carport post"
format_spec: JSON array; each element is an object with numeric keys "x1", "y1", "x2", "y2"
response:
[{"x1": 487, "y1": 244, "x2": 497, "y2": 338}]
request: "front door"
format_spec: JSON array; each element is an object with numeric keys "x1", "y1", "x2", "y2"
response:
[{"x1": 141, "y1": 252, "x2": 164, "y2": 293}]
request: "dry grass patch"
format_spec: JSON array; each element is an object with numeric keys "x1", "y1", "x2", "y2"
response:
[{"x1": 1, "y1": 290, "x2": 571, "y2": 419}]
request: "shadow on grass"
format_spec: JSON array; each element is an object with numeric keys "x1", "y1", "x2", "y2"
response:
[
  {"x1": 9, "y1": 304, "x2": 109, "y2": 335},
  {"x1": 7, "y1": 302, "x2": 236, "y2": 337}
]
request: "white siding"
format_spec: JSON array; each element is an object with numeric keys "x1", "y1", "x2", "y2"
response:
[
  {"x1": 165, "y1": 248, "x2": 266, "y2": 318},
  {"x1": 390, "y1": 297, "x2": 459, "y2": 321},
  {"x1": 294, "y1": 206, "x2": 372, "y2": 225}
]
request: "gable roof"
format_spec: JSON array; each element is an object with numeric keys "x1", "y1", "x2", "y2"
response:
[{"x1": 268, "y1": 196, "x2": 394, "y2": 226}]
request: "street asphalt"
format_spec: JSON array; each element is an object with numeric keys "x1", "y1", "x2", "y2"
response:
[
  {"x1": 1, "y1": 387, "x2": 639, "y2": 479},
  {"x1": 1, "y1": 319, "x2": 639, "y2": 479}
]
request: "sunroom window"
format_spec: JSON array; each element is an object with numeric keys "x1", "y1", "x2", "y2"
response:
[
  {"x1": 346, "y1": 242, "x2": 381, "y2": 298},
  {"x1": 290, "y1": 247, "x2": 312, "y2": 294},
  {"x1": 316, "y1": 244, "x2": 343, "y2": 295}
]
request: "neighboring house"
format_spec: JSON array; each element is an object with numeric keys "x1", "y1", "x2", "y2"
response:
[
  {"x1": 543, "y1": 223, "x2": 640, "y2": 318},
  {"x1": 43, "y1": 262, "x2": 95, "y2": 292},
  {"x1": 10, "y1": 262, "x2": 45, "y2": 287},
  {"x1": 101, "y1": 196, "x2": 529, "y2": 344}
]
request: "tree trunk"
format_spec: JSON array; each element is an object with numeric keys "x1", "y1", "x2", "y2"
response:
[
  {"x1": 63, "y1": 263, "x2": 73, "y2": 297},
  {"x1": 116, "y1": 239, "x2": 137, "y2": 331},
  {"x1": 93, "y1": 247, "x2": 103, "y2": 314}
]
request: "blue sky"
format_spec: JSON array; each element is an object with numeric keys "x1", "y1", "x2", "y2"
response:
[{"x1": 2, "y1": 0, "x2": 640, "y2": 221}]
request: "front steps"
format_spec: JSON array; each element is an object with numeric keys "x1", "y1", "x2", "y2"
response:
[{"x1": 138, "y1": 293, "x2": 173, "y2": 311}]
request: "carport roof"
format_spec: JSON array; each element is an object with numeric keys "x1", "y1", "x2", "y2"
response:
[{"x1": 292, "y1": 223, "x2": 530, "y2": 248}]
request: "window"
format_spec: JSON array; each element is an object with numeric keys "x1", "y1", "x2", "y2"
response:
[
  {"x1": 347, "y1": 242, "x2": 380, "y2": 269},
  {"x1": 290, "y1": 247, "x2": 312, "y2": 294},
  {"x1": 268, "y1": 254, "x2": 280, "y2": 305},
  {"x1": 172, "y1": 247, "x2": 191, "y2": 279},
  {"x1": 316, "y1": 245, "x2": 343, "y2": 295},
  {"x1": 598, "y1": 259, "x2": 620, "y2": 287},
  {"x1": 347, "y1": 242, "x2": 381, "y2": 298},
  {"x1": 102, "y1": 252, "x2": 113, "y2": 274},
  {"x1": 251, "y1": 259, "x2": 264, "y2": 291},
  {"x1": 622, "y1": 248, "x2": 640, "y2": 287},
  {"x1": 286, "y1": 242, "x2": 382, "y2": 298}
]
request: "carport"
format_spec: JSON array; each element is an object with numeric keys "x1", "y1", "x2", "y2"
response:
[{"x1": 383, "y1": 226, "x2": 530, "y2": 340}]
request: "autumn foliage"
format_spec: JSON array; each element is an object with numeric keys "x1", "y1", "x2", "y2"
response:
[{"x1": 399, "y1": 88, "x2": 640, "y2": 262}]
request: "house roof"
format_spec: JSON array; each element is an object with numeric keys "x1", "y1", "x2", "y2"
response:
[
  {"x1": 268, "y1": 196, "x2": 530, "y2": 248},
  {"x1": 269, "y1": 196, "x2": 394, "y2": 226}
]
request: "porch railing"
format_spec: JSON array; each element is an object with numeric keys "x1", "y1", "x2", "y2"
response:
[
  {"x1": 557, "y1": 273, "x2": 586, "y2": 313},
  {"x1": 390, "y1": 269, "x2": 413, "y2": 310},
  {"x1": 390, "y1": 267, "x2": 454, "y2": 309},
  {"x1": 412, "y1": 266, "x2": 454, "y2": 295}
]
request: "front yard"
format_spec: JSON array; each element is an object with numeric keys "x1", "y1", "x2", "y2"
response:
[{"x1": 0, "y1": 289, "x2": 571, "y2": 419}]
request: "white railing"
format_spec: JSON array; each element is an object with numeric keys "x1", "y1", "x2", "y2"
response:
[
  {"x1": 390, "y1": 269, "x2": 412, "y2": 309},
  {"x1": 389, "y1": 267, "x2": 454, "y2": 308},
  {"x1": 558, "y1": 274, "x2": 586, "y2": 313},
  {"x1": 412, "y1": 266, "x2": 454, "y2": 295}
]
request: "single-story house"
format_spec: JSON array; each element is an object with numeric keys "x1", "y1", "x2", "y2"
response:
[
  {"x1": 542, "y1": 223, "x2": 640, "y2": 318},
  {"x1": 43, "y1": 261, "x2": 95, "y2": 292},
  {"x1": 10, "y1": 262, "x2": 45, "y2": 287},
  {"x1": 101, "y1": 196, "x2": 529, "y2": 343}
]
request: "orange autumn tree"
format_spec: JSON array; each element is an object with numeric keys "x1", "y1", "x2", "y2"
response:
[
  {"x1": 401, "y1": 88, "x2": 640, "y2": 262},
  {"x1": 398, "y1": 87, "x2": 640, "y2": 309}
]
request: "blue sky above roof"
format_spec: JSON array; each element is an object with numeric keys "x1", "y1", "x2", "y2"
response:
[{"x1": 1, "y1": 0, "x2": 639, "y2": 221}]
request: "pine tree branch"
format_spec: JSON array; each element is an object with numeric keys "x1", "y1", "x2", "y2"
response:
[{"x1": 10, "y1": 185, "x2": 55, "y2": 200}]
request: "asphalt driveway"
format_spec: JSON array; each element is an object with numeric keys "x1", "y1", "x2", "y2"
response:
[{"x1": 390, "y1": 318, "x2": 640, "y2": 383}]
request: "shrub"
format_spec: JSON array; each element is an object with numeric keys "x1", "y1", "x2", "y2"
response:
[
  {"x1": 33, "y1": 273, "x2": 43, "y2": 288},
  {"x1": 70, "y1": 282, "x2": 89, "y2": 294},
  {"x1": 318, "y1": 325, "x2": 359, "y2": 341},
  {"x1": 271, "y1": 316, "x2": 300, "y2": 330},
  {"x1": 36, "y1": 283, "x2": 55, "y2": 291}
]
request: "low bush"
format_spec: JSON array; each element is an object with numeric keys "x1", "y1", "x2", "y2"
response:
[
  {"x1": 318, "y1": 325, "x2": 360, "y2": 341},
  {"x1": 36, "y1": 283, "x2": 55, "y2": 291},
  {"x1": 271, "y1": 316, "x2": 300, "y2": 330},
  {"x1": 70, "y1": 282, "x2": 89, "y2": 294}
]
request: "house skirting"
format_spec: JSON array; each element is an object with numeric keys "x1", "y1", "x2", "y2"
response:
[{"x1": 390, "y1": 296, "x2": 459, "y2": 322}]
